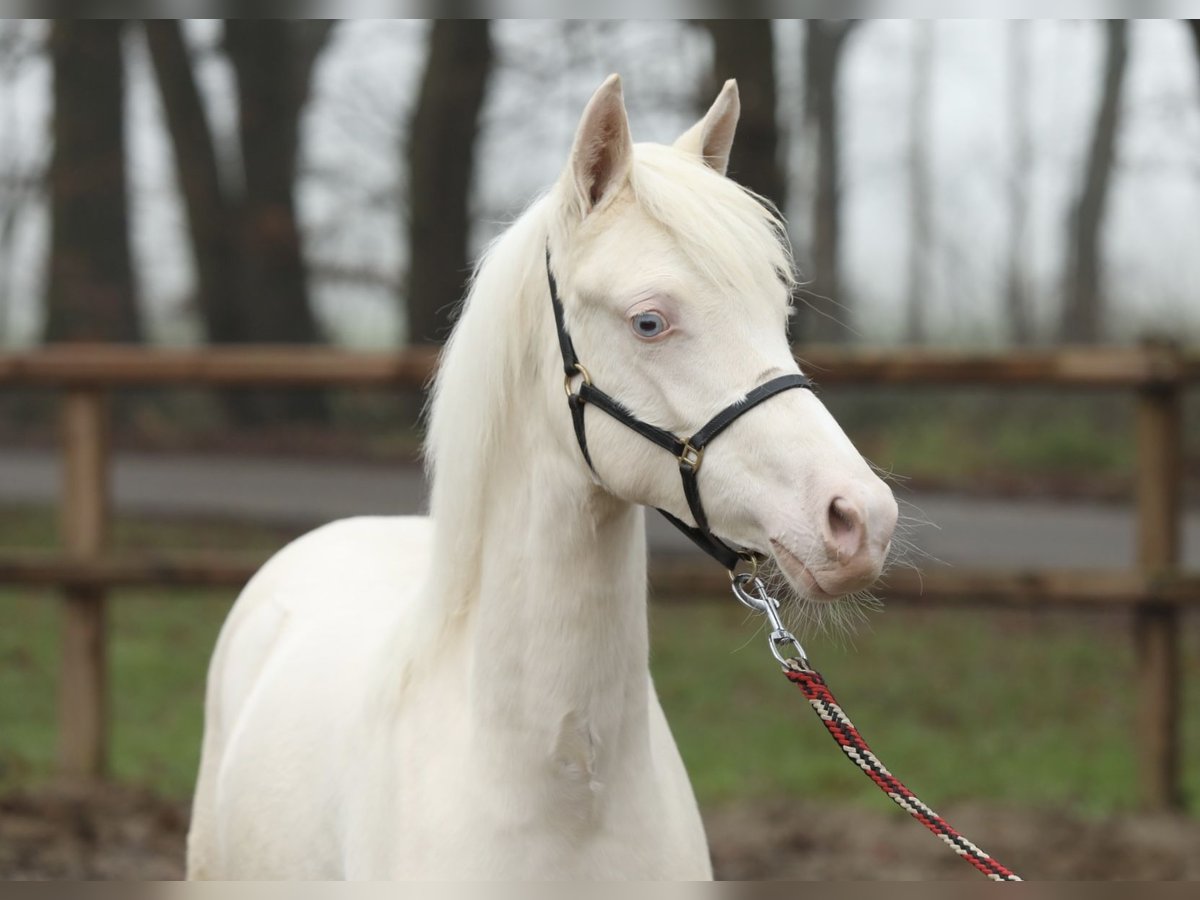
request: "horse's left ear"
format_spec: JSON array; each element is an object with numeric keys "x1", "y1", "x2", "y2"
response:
[{"x1": 674, "y1": 79, "x2": 740, "y2": 176}]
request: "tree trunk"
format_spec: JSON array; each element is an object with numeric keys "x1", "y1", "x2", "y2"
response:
[
  {"x1": 0, "y1": 24, "x2": 31, "y2": 346},
  {"x1": 44, "y1": 21, "x2": 141, "y2": 343},
  {"x1": 225, "y1": 20, "x2": 333, "y2": 421},
  {"x1": 1059, "y1": 20, "x2": 1128, "y2": 344},
  {"x1": 904, "y1": 22, "x2": 934, "y2": 345},
  {"x1": 1187, "y1": 21, "x2": 1200, "y2": 76},
  {"x1": 143, "y1": 21, "x2": 240, "y2": 346},
  {"x1": 801, "y1": 20, "x2": 858, "y2": 344},
  {"x1": 1004, "y1": 21, "x2": 1035, "y2": 345},
  {"x1": 700, "y1": 20, "x2": 784, "y2": 211},
  {"x1": 405, "y1": 20, "x2": 492, "y2": 347},
  {"x1": 225, "y1": 20, "x2": 327, "y2": 347}
]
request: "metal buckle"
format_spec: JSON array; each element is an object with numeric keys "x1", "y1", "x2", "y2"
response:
[
  {"x1": 563, "y1": 363, "x2": 592, "y2": 398},
  {"x1": 731, "y1": 573, "x2": 809, "y2": 667},
  {"x1": 678, "y1": 440, "x2": 704, "y2": 472}
]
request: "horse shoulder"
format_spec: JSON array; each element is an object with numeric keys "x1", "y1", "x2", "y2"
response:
[
  {"x1": 209, "y1": 515, "x2": 430, "y2": 723},
  {"x1": 190, "y1": 515, "x2": 433, "y2": 878}
]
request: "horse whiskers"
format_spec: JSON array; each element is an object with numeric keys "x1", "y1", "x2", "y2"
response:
[
  {"x1": 791, "y1": 589, "x2": 880, "y2": 648},
  {"x1": 889, "y1": 531, "x2": 942, "y2": 568},
  {"x1": 749, "y1": 502, "x2": 936, "y2": 647},
  {"x1": 866, "y1": 458, "x2": 911, "y2": 485},
  {"x1": 885, "y1": 534, "x2": 936, "y2": 568},
  {"x1": 894, "y1": 496, "x2": 939, "y2": 529},
  {"x1": 751, "y1": 554, "x2": 877, "y2": 647}
]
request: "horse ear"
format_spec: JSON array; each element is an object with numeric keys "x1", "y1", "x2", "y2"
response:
[
  {"x1": 674, "y1": 79, "x2": 740, "y2": 175},
  {"x1": 569, "y1": 74, "x2": 634, "y2": 216}
]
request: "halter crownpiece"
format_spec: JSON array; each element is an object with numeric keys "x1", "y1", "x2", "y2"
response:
[{"x1": 547, "y1": 247, "x2": 813, "y2": 570}]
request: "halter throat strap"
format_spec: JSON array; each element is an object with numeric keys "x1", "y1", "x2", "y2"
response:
[{"x1": 547, "y1": 249, "x2": 814, "y2": 570}]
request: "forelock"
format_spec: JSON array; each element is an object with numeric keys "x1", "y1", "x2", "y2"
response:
[{"x1": 628, "y1": 143, "x2": 796, "y2": 306}]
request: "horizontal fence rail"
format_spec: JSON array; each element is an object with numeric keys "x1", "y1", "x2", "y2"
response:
[
  {"x1": 0, "y1": 342, "x2": 1194, "y2": 808},
  {"x1": 4, "y1": 551, "x2": 1200, "y2": 607},
  {"x1": 0, "y1": 342, "x2": 1197, "y2": 388},
  {"x1": 0, "y1": 344, "x2": 442, "y2": 387}
]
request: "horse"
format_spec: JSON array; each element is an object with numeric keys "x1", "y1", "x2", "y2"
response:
[{"x1": 185, "y1": 74, "x2": 898, "y2": 880}]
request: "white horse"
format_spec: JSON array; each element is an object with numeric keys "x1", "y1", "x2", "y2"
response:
[{"x1": 186, "y1": 75, "x2": 897, "y2": 880}]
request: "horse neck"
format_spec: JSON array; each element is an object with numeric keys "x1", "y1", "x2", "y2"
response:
[
  {"x1": 463, "y1": 400, "x2": 652, "y2": 770},
  {"x1": 420, "y1": 210, "x2": 654, "y2": 778}
]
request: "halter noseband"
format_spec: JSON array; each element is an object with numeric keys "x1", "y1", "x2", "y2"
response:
[{"x1": 547, "y1": 249, "x2": 814, "y2": 570}]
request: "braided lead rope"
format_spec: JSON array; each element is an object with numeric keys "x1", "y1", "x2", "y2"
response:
[{"x1": 782, "y1": 658, "x2": 1022, "y2": 882}]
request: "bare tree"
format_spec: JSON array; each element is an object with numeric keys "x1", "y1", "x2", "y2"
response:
[
  {"x1": 905, "y1": 22, "x2": 934, "y2": 345},
  {"x1": 1059, "y1": 20, "x2": 1128, "y2": 344},
  {"x1": 145, "y1": 21, "x2": 334, "y2": 421},
  {"x1": 44, "y1": 20, "x2": 141, "y2": 343},
  {"x1": 405, "y1": 20, "x2": 492, "y2": 347},
  {"x1": 801, "y1": 20, "x2": 859, "y2": 344},
  {"x1": 699, "y1": 20, "x2": 785, "y2": 210},
  {"x1": 1003, "y1": 21, "x2": 1035, "y2": 345},
  {"x1": 225, "y1": 21, "x2": 331, "y2": 350},
  {"x1": 143, "y1": 21, "x2": 240, "y2": 347}
]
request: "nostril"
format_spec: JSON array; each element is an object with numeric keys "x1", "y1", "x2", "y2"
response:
[
  {"x1": 828, "y1": 497, "x2": 854, "y2": 536},
  {"x1": 826, "y1": 496, "x2": 865, "y2": 561}
]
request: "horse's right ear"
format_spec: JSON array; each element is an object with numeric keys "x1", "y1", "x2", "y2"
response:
[{"x1": 568, "y1": 74, "x2": 634, "y2": 217}]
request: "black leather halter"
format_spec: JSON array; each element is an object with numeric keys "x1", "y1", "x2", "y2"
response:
[{"x1": 547, "y1": 250, "x2": 814, "y2": 570}]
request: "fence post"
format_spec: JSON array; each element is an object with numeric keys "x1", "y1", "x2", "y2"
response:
[
  {"x1": 1133, "y1": 344, "x2": 1182, "y2": 810},
  {"x1": 57, "y1": 388, "x2": 110, "y2": 780}
]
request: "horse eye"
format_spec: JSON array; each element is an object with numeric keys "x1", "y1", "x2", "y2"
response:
[{"x1": 631, "y1": 311, "x2": 667, "y2": 339}]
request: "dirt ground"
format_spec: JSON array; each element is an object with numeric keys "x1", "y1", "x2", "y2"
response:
[
  {"x1": 0, "y1": 786, "x2": 188, "y2": 880},
  {"x1": 2, "y1": 786, "x2": 1199, "y2": 880}
]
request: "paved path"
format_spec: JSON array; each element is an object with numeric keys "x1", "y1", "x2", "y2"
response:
[{"x1": 2, "y1": 449, "x2": 1199, "y2": 569}]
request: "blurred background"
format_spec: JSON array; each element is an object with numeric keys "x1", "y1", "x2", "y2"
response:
[
  {"x1": 3, "y1": 19, "x2": 1200, "y2": 351},
  {"x1": 1, "y1": 18, "x2": 1199, "y2": 880}
]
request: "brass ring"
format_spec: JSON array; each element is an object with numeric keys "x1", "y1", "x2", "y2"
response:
[
  {"x1": 728, "y1": 552, "x2": 761, "y2": 581},
  {"x1": 563, "y1": 363, "x2": 592, "y2": 397}
]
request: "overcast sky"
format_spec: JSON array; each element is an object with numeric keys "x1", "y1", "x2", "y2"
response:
[{"x1": 0, "y1": 19, "x2": 1198, "y2": 348}]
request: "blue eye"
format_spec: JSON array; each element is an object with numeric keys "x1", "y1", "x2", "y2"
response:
[{"x1": 631, "y1": 311, "x2": 667, "y2": 339}]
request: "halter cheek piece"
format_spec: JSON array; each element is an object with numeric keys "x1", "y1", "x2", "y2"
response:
[{"x1": 547, "y1": 249, "x2": 814, "y2": 571}]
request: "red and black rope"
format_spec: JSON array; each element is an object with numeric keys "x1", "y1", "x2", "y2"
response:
[{"x1": 783, "y1": 659, "x2": 1022, "y2": 882}]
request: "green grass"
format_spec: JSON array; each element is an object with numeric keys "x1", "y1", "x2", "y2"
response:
[
  {"x1": 0, "y1": 586, "x2": 233, "y2": 795},
  {"x1": 823, "y1": 390, "x2": 1141, "y2": 487},
  {"x1": 1, "y1": 506, "x2": 1198, "y2": 816},
  {"x1": 653, "y1": 603, "x2": 1200, "y2": 815},
  {"x1": 0, "y1": 505, "x2": 295, "y2": 795}
]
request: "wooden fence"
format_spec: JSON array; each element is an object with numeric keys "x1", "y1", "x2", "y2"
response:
[{"x1": 0, "y1": 343, "x2": 1196, "y2": 808}]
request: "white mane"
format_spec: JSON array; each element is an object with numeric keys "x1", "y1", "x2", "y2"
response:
[
  {"x1": 421, "y1": 191, "x2": 553, "y2": 619},
  {"x1": 422, "y1": 142, "x2": 795, "y2": 627}
]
